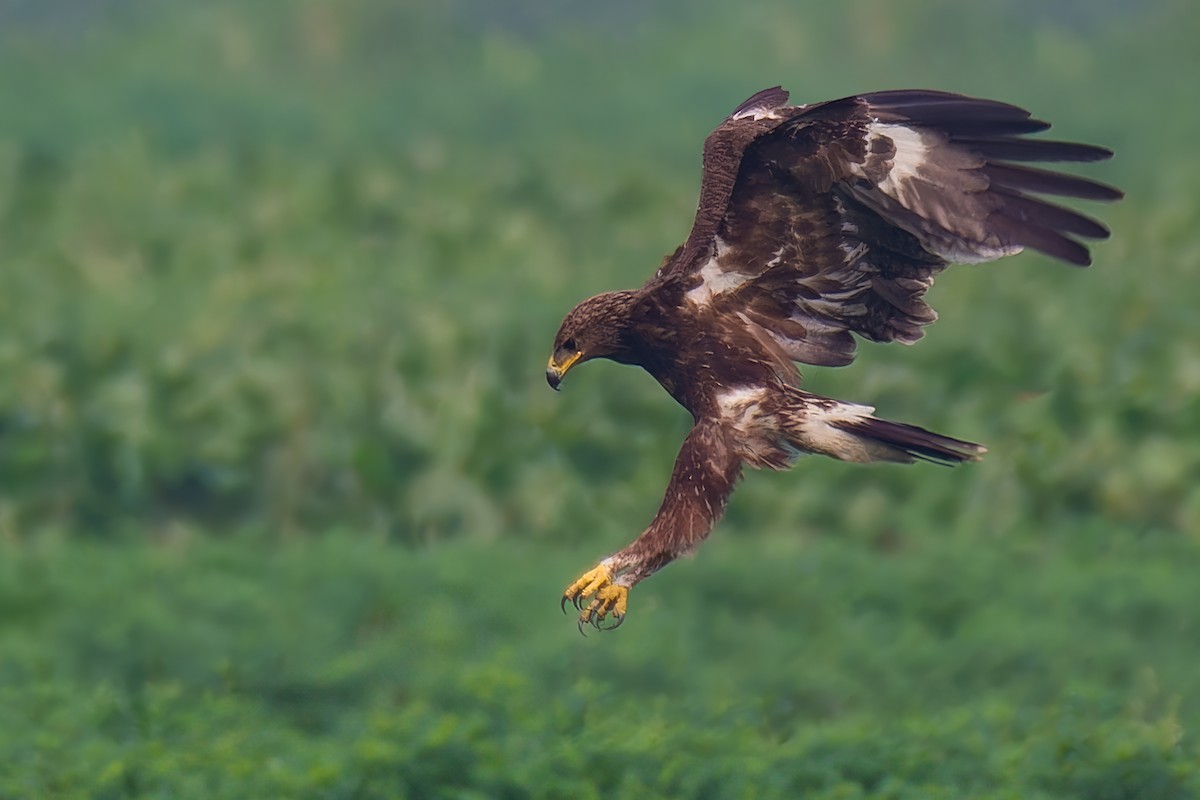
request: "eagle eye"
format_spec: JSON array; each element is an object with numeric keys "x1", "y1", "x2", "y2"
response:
[{"x1": 561, "y1": 337, "x2": 577, "y2": 353}]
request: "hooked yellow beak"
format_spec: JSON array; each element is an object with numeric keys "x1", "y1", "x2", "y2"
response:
[{"x1": 546, "y1": 351, "x2": 582, "y2": 390}]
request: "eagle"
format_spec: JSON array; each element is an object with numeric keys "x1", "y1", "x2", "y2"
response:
[{"x1": 547, "y1": 87, "x2": 1121, "y2": 632}]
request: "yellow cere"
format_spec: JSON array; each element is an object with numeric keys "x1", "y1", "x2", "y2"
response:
[{"x1": 551, "y1": 350, "x2": 582, "y2": 375}]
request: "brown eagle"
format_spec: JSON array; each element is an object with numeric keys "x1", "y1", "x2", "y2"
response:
[{"x1": 547, "y1": 87, "x2": 1120, "y2": 631}]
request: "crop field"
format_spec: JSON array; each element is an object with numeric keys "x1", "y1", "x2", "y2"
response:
[{"x1": 0, "y1": 1, "x2": 1198, "y2": 797}]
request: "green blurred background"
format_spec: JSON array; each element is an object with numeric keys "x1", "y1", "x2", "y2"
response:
[{"x1": 1, "y1": 0, "x2": 1198, "y2": 797}]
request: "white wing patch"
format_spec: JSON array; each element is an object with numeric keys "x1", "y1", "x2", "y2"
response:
[
  {"x1": 686, "y1": 237, "x2": 751, "y2": 307},
  {"x1": 852, "y1": 122, "x2": 1025, "y2": 264},
  {"x1": 868, "y1": 123, "x2": 930, "y2": 197}
]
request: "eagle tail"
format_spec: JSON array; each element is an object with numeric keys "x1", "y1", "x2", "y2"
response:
[
  {"x1": 784, "y1": 390, "x2": 985, "y2": 466},
  {"x1": 834, "y1": 415, "x2": 986, "y2": 466}
]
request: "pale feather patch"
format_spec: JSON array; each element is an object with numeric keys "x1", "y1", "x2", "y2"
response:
[
  {"x1": 785, "y1": 231, "x2": 875, "y2": 333},
  {"x1": 935, "y1": 241, "x2": 1023, "y2": 264},
  {"x1": 839, "y1": 240, "x2": 870, "y2": 264},
  {"x1": 785, "y1": 314, "x2": 848, "y2": 335},
  {"x1": 807, "y1": 299, "x2": 868, "y2": 316},
  {"x1": 786, "y1": 399, "x2": 884, "y2": 463},
  {"x1": 716, "y1": 386, "x2": 768, "y2": 422},
  {"x1": 686, "y1": 238, "x2": 750, "y2": 306},
  {"x1": 731, "y1": 107, "x2": 782, "y2": 121},
  {"x1": 715, "y1": 386, "x2": 796, "y2": 467},
  {"x1": 869, "y1": 123, "x2": 930, "y2": 197},
  {"x1": 853, "y1": 123, "x2": 1025, "y2": 264}
]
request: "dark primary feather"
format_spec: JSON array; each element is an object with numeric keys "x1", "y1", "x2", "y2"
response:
[
  {"x1": 991, "y1": 189, "x2": 1110, "y2": 240},
  {"x1": 654, "y1": 88, "x2": 1122, "y2": 366},
  {"x1": 862, "y1": 90, "x2": 1052, "y2": 134},
  {"x1": 981, "y1": 162, "x2": 1122, "y2": 201},
  {"x1": 964, "y1": 138, "x2": 1113, "y2": 163}
]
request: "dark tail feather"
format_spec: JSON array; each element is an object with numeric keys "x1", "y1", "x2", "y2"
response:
[{"x1": 833, "y1": 417, "x2": 986, "y2": 466}]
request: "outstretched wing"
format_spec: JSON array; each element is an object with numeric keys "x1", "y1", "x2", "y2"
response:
[{"x1": 659, "y1": 89, "x2": 1122, "y2": 367}]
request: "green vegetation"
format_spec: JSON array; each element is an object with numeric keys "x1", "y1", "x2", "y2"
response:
[
  {"x1": 0, "y1": 0, "x2": 1197, "y2": 796},
  {"x1": 3, "y1": 531, "x2": 1199, "y2": 798}
]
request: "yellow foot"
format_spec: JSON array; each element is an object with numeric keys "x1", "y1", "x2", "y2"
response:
[{"x1": 561, "y1": 563, "x2": 629, "y2": 633}]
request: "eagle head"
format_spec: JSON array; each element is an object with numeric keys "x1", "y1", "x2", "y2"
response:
[{"x1": 547, "y1": 290, "x2": 638, "y2": 390}]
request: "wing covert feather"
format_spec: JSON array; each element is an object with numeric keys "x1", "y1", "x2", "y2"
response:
[{"x1": 656, "y1": 89, "x2": 1121, "y2": 367}]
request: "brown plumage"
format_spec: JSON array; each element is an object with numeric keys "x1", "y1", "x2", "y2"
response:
[{"x1": 549, "y1": 87, "x2": 1122, "y2": 632}]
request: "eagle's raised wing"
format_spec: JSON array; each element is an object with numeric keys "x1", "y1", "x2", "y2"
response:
[{"x1": 659, "y1": 89, "x2": 1122, "y2": 367}]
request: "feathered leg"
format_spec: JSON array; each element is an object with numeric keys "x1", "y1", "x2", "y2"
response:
[{"x1": 563, "y1": 419, "x2": 743, "y2": 631}]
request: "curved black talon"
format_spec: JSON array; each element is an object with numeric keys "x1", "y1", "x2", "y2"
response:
[
  {"x1": 601, "y1": 613, "x2": 625, "y2": 631},
  {"x1": 561, "y1": 595, "x2": 571, "y2": 614},
  {"x1": 576, "y1": 619, "x2": 589, "y2": 637},
  {"x1": 573, "y1": 594, "x2": 585, "y2": 611}
]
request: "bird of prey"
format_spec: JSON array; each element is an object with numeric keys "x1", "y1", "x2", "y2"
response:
[{"x1": 546, "y1": 87, "x2": 1120, "y2": 631}]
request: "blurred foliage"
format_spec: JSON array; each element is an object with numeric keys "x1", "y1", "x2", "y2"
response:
[
  {"x1": 0, "y1": 0, "x2": 1198, "y2": 796},
  {"x1": 1, "y1": 532, "x2": 1198, "y2": 798},
  {"x1": 0, "y1": 0, "x2": 1197, "y2": 541}
]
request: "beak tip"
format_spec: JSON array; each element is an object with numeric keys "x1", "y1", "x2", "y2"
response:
[{"x1": 546, "y1": 350, "x2": 580, "y2": 391}]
